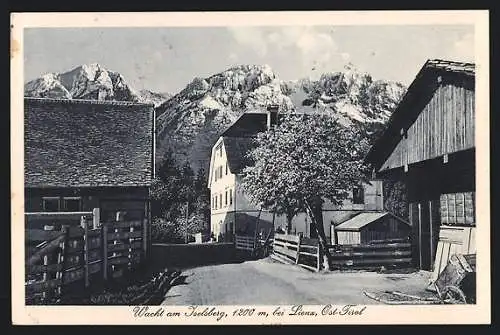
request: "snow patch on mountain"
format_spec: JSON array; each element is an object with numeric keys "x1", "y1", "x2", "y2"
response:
[{"x1": 25, "y1": 64, "x2": 171, "y2": 106}]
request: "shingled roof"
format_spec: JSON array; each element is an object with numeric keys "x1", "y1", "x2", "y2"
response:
[
  {"x1": 424, "y1": 59, "x2": 475, "y2": 76},
  {"x1": 24, "y1": 97, "x2": 155, "y2": 188}
]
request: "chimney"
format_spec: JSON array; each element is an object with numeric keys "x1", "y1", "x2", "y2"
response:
[{"x1": 266, "y1": 104, "x2": 279, "y2": 130}]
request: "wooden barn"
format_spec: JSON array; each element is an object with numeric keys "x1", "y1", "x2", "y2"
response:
[
  {"x1": 24, "y1": 97, "x2": 155, "y2": 256},
  {"x1": 365, "y1": 59, "x2": 476, "y2": 273},
  {"x1": 334, "y1": 211, "x2": 411, "y2": 245}
]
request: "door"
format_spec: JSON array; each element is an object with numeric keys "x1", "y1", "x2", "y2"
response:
[{"x1": 409, "y1": 200, "x2": 440, "y2": 270}]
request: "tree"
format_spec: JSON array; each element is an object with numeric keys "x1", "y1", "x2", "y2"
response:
[
  {"x1": 241, "y1": 113, "x2": 370, "y2": 270},
  {"x1": 150, "y1": 150, "x2": 209, "y2": 243}
]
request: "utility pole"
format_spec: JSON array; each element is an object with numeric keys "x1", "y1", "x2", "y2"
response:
[{"x1": 185, "y1": 201, "x2": 189, "y2": 244}]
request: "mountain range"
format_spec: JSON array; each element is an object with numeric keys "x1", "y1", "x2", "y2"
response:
[
  {"x1": 24, "y1": 63, "x2": 406, "y2": 174},
  {"x1": 24, "y1": 63, "x2": 171, "y2": 107}
]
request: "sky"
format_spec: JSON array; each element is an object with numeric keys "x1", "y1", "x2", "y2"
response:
[{"x1": 24, "y1": 25, "x2": 474, "y2": 95}]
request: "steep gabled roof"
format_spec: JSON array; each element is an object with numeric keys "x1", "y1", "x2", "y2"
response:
[
  {"x1": 24, "y1": 97, "x2": 155, "y2": 188},
  {"x1": 365, "y1": 59, "x2": 475, "y2": 169},
  {"x1": 222, "y1": 136, "x2": 258, "y2": 174},
  {"x1": 221, "y1": 112, "x2": 268, "y2": 137}
]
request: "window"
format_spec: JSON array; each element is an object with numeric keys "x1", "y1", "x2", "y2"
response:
[
  {"x1": 215, "y1": 143, "x2": 222, "y2": 158},
  {"x1": 219, "y1": 166, "x2": 223, "y2": 178},
  {"x1": 214, "y1": 170, "x2": 218, "y2": 182},
  {"x1": 352, "y1": 187, "x2": 365, "y2": 204},
  {"x1": 214, "y1": 195, "x2": 218, "y2": 210},
  {"x1": 229, "y1": 189, "x2": 233, "y2": 205},
  {"x1": 225, "y1": 162, "x2": 228, "y2": 175},
  {"x1": 219, "y1": 193, "x2": 222, "y2": 209},
  {"x1": 225, "y1": 191, "x2": 228, "y2": 206},
  {"x1": 62, "y1": 197, "x2": 81, "y2": 212},
  {"x1": 42, "y1": 197, "x2": 81, "y2": 212},
  {"x1": 42, "y1": 197, "x2": 60, "y2": 212}
]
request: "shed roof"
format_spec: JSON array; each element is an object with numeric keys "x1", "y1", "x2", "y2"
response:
[
  {"x1": 335, "y1": 211, "x2": 408, "y2": 231},
  {"x1": 24, "y1": 97, "x2": 155, "y2": 188}
]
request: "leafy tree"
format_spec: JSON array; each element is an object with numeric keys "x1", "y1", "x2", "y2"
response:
[
  {"x1": 150, "y1": 150, "x2": 209, "y2": 243},
  {"x1": 241, "y1": 113, "x2": 370, "y2": 270},
  {"x1": 383, "y1": 180, "x2": 409, "y2": 221}
]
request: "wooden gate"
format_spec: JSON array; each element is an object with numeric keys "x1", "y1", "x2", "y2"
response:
[{"x1": 235, "y1": 235, "x2": 255, "y2": 251}]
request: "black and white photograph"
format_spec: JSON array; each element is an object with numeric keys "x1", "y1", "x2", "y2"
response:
[{"x1": 11, "y1": 11, "x2": 490, "y2": 325}]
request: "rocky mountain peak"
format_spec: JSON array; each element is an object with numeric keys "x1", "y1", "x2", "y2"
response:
[{"x1": 25, "y1": 64, "x2": 171, "y2": 106}]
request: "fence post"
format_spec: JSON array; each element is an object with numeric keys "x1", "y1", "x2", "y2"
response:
[
  {"x1": 92, "y1": 208, "x2": 100, "y2": 229},
  {"x1": 142, "y1": 217, "x2": 148, "y2": 260},
  {"x1": 102, "y1": 223, "x2": 108, "y2": 281},
  {"x1": 81, "y1": 216, "x2": 90, "y2": 288},
  {"x1": 295, "y1": 235, "x2": 301, "y2": 265},
  {"x1": 316, "y1": 242, "x2": 321, "y2": 272},
  {"x1": 60, "y1": 225, "x2": 69, "y2": 298}
]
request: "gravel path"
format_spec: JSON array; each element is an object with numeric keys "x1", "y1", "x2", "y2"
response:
[{"x1": 161, "y1": 258, "x2": 433, "y2": 305}]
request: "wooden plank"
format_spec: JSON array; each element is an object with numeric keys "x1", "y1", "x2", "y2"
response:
[
  {"x1": 270, "y1": 253, "x2": 295, "y2": 265},
  {"x1": 92, "y1": 208, "x2": 100, "y2": 229},
  {"x1": 107, "y1": 241, "x2": 142, "y2": 252},
  {"x1": 27, "y1": 263, "x2": 63, "y2": 275},
  {"x1": 26, "y1": 229, "x2": 64, "y2": 242},
  {"x1": 299, "y1": 251, "x2": 319, "y2": 257},
  {"x1": 431, "y1": 241, "x2": 445, "y2": 282},
  {"x1": 25, "y1": 212, "x2": 92, "y2": 219},
  {"x1": 26, "y1": 278, "x2": 62, "y2": 293},
  {"x1": 329, "y1": 250, "x2": 412, "y2": 259},
  {"x1": 329, "y1": 257, "x2": 412, "y2": 266},
  {"x1": 329, "y1": 243, "x2": 411, "y2": 252},
  {"x1": 298, "y1": 263, "x2": 319, "y2": 272},
  {"x1": 106, "y1": 220, "x2": 144, "y2": 228},
  {"x1": 63, "y1": 267, "x2": 85, "y2": 284},
  {"x1": 299, "y1": 245, "x2": 319, "y2": 251},
  {"x1": 468, "y1": 228, "x2": 476, "y2": 253},
  {"x1": 439, "y1": 242, "x2": 452, "y2": 275},
  {"x1": 107, "y1": 230, "x2": 142, "y2": 240},
  {"x1": 274, "y1": 233, "x2": 300, "y2": 244},
  {"x1": 103, "y1": 224, "x2": 108, "y2": 281},
  {"x1": 439, "y1": 226, "x2": 465, "y2": 244},
  {"x1": 108, "y1": 256, "x2": 131, "y2": 266},
  {"x1": 274, "y1": 247, "x2": 298, "y2": 260}
]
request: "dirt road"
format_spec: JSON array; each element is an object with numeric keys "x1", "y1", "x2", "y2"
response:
[{"x1": 161, "y1": 258, "x2": 432, "y2": 305}]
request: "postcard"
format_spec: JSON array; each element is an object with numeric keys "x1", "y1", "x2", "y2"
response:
[{"x1": 11, "y1": 10, "x2": 490, "y2": 325}]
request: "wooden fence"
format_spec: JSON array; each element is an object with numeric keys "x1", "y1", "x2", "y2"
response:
[
  {"x1": 235, "y1": 235, "x2": 255, "y2": 251},
  {"x1": 270, "y1": 234, "x2": 412, "y2": 272},
  {"x1": 328, "y1": 238, "x2": 412, "y2": 270},
  {"x1": 271, "y1": 233, "x2": 301, "y2": 264},
  {"x1": 25, "y1": 209, "x2": 146, "y2": 304},
  {"x1": 297, "y1": 237, "x2": 321, "y2": 272}
]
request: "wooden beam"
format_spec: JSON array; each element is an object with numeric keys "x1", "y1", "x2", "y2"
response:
[{"x1": 92, "y1": 208, "x2": 100, "y2": 229}]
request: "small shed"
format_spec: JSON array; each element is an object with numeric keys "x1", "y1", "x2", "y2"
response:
[{"x1": 334, "y1": 211, "x2": 411, "y2": 245}]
